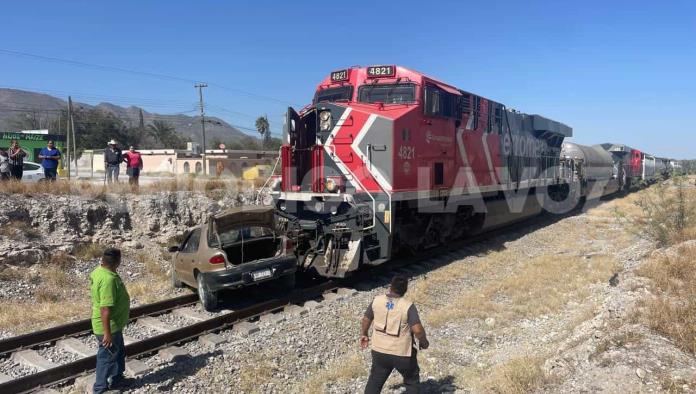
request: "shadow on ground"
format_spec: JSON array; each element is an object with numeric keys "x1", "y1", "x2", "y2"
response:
[
  {"x1": 125, "y1": 350, "x2": 223, "y2": 391},
  {"x1": 388, "y1": 374, "x2": 458, "y2": 393}
]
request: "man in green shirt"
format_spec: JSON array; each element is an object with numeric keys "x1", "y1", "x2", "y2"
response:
[{"x1": 90, "y1": 248, "x2": 130, "y2": 393}]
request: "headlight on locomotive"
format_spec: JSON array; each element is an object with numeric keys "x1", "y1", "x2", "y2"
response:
[
  {"x1": 325, "y1": 177, "x2": 338, "y2": 193},
  {"x1": 319, "y1": 110, "x2": 332, "y2": 131}
]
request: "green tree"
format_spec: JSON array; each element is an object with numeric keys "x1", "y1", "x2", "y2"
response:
[
  {"x1": 255, "y1": 116, "x2": 270, "y2": 147},
  {"x1": 8, "y1": 111, "x2": 52, "y2": 131},
  {"x1": 148, "y1": 120, "x2": 186, "y2": 149}
]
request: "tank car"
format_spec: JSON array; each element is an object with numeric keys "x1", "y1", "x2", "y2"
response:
[
  {"x1": 559, "y1": 142, "x2": 621, "y2": 203},
  {"x1": 278, "y1": 65, "x2": 572, "y2": 278}
]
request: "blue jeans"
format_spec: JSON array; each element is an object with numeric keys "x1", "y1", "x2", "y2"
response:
[
  {"x1": 43, "y1": 167, "x2": 57, "y2": 181},
  {"x1": 94, "y1": 331, "x2": 126, "y2": 394},
  {"x1": 106, "y1": 164, "x2": 120, "y2": 183}
]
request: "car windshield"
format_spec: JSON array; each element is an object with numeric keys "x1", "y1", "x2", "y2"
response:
[
  {"x1": 358, "y1": 83, "x2": 416, "y2": 104},
  {"x1": 314, "y1": 86, "x2": 353, "y2": 103},
  {"x1": 215, "y1": 225, "x2": 275, "y2": 246}
]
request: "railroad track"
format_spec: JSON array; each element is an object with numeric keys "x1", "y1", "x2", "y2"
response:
[
  {"x1": 0, "y1": 208, "x2": 583, "y2": 394},
  {"x1": 0, "y1": 281, "x2": 341, "y2": 394}
]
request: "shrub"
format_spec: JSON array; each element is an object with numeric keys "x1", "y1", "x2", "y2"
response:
[
  {"x1": 481, "y1": 356, "x2": 546, "y2": 394},
  {"x1": 0, "y1": 220, "x2": 40, "y2": 240},
  {"x1": 638, "y1": 244, "x2": 696, "y2": 355},
  {"x1": 617, "y1": 176, "x2": 696, "y2": 247},
  {"x1": 48, "y1": 251, "x2": 74, "y2": 270},
  {"x1": 74, "y1": 243, "x2": 104, "y2": 260}
]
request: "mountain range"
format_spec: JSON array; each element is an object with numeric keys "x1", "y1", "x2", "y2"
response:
[{"x1": 0, "y1": 88, "x2": 254, "y2": 144}]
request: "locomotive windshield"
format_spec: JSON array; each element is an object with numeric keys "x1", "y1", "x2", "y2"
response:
[
  {"x1": 314, "y1": 86, "x2": 353, "y2": 103},
  {"x1": 358, "y1": 83, "x2": 416, "y2": 104}
]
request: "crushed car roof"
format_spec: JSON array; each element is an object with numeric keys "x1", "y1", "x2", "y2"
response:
[{"x1": 211, "y1": 206, "x2": 276, "y2": 233}]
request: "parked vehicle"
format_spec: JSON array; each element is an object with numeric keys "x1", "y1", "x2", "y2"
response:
[
  {"x1": 169, "y1": 206, "x2": 297, "y2": 311},
  {"x1": 22, "y1": 161, "x2": 45, "y2": 182}
]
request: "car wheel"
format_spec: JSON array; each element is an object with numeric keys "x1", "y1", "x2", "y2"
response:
[
  {"x1": 197, "y1": 273, "x2": 218, "y2": 312},
  {"x1": 171, "y1": 264, "x2": 183, "y2": 289}
]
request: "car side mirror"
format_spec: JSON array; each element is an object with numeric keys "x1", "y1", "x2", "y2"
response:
[{"x1": 168, "y1": 246, "x2": 179, "y2": 253}]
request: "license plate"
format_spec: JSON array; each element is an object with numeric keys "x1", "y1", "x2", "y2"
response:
[{"x1": 251, "y1": 269, "x2": 272, "y2": 281}]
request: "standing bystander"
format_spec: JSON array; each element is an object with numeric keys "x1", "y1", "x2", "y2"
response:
[
  {"x1": 360, "y1": 275, "x2": 429, "y2": 394},
  {"x1": 8, "y1": 140, "x2": 27, "y2": 181},
  {"x1": 122, "y1": 146, "x2": 143, "y2": 186},
  {"x1": 38, "y1": 140, "x2": 61, "y2": 181},
  {"x1": 104, "y1": 140, "x2": 123, "y2": 184},
  {"x1": 90, "y1": 248, "x2": 130, "y2": 393},
  {"x1": 0, "y1": 150, "x2": 10, "y2": 181}
]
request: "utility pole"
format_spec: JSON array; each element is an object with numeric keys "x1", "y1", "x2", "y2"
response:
[
  {"x1": 195, "y1": 83, "x2": 208, "y2": 175},
  {"x1": 71, "y1": 102, "x2": 77, "y2": 178},
  {"x1": 139, "y1": 108, "x2": 145, "y2": 131},
  {"x1": 67, "y1": 96, "x2": 72, "y2": 180}
]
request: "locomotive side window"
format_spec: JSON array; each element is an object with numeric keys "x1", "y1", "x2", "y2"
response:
[
  {"x1": 472, "y1": 96, "x2": 481, "y2": 130},
  {"x1": 434, "y1": 162, "x2": 444, "y2": 185},
  {"x1": 486, "y1": 102, "x2": 503, "y2": 134},
  {"x1": 494, "y1": 104, "x2": 503, "y2": 134},
  {"x1": 424, "y1": 85, "x2": 458, "y2": 118},
  {"x1": 314, "y1": 86, "x2": 353, "y2": 103},
  {"x1": 357, "y1": 83, "x2": 416, "y2": 104}
]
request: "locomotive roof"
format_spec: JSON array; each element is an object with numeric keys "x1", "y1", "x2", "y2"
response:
[{"x1": 317, "y1": 65, "x2": 572, "y2": 137}]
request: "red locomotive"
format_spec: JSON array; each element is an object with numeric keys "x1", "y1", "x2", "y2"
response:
[
  {"x1": 599, "y1": 143, "x2": 645, "y2": 191},
  {"x1": 278, "y1": 65, "x2": 574, "y2": 278}
]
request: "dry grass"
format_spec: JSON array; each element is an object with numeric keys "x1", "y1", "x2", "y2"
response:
[
  {"x1": 479, "y1": 356, "x2": 546, "y2": 394},
  {"x1": 0, "y1": 220, "x2": 41, "y2": 240},
  {"x1": 0, "y1": 266, "x2": 23, "y2": 281},
  {"x1": 0, "y1": 177, "x2": 245, "y2": 197},
  {"x1": 427, "y1": 254, "x2": 619, "y2": 327},
  {"x1": 296, "y1": 352, "x2": 365, "y2": 394},
  {"x1": 638, "y1": 244, "x2": 696, "y2": 355},
  {"x1": 0, "y1": 250, "x2": 172, "y2": 333},
  {"x1": 614, "y1": 177, "x2": 696, "y2": 247},
  {"x1": 74, "y1": 243, "x2": 104, "y2": 260},
  {"x1": 236, "y1": 356, "x2": 279, "y2": 394},
  {"x1": 0, "y1": 298, "x2": 92, "y2": 332},
  {"x1": 49, "y1": 251, "x2": 74, "y2": 269}
]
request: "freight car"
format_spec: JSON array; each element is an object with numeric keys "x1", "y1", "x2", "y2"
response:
[
  {"x1": 655, "y1": 157, "x2": 670, "y2": 178},
  {"x1": 559, "y1": 142, "x2": 622, "y2": 204},
  {"x1": 600, "y1": 143, "x2": 644, "y2": 191},
  {"x1": 277, "y1": 65, "x2": 573, "y2": 278}
]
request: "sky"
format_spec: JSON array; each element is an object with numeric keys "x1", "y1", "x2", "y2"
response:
[{"x1": 0, "y1": 0, "x2": 694, "y2": 157}]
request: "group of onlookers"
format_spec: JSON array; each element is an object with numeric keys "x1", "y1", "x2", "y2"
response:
[
  {"x1": 0, "y1": 139, "x2": 61, "y2": 181},
  {"x1": 104, "y1": 140, "x2": 144, "y2": 186},
  {"x1": 0, "y1": 138, "x2": 143, "y2": 185}
]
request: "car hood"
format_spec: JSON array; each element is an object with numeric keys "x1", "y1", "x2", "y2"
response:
[{"x1": 210, "y1": 206, "x2": 276, "y2": 234}]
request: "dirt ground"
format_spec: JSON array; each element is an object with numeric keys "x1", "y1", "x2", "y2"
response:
[{"x1": 285, "y1": 183, "x2": 696, "y2": 393}]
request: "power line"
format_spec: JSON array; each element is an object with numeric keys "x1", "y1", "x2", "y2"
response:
[
  {"x1": 0, "y1": 105, "x2": 283, "y2": 137},
  {"x1": 0, "y1": 85, "x2": 199, "y2": 108},
  {"x1": 0, "y1": 48, "x2": 300, "y2": 106}
]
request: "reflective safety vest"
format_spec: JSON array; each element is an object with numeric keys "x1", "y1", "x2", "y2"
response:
[{"x1": 371, "y1": 294, "x2": 414, "y2": 357}]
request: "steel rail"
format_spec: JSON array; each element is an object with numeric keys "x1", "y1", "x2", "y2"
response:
[
  {"x1": 0, "y1": 281, "x2": 337, "y2": 394},
  {"x1": 0, "y1": 293, "x2": 199, "y2": 356}
]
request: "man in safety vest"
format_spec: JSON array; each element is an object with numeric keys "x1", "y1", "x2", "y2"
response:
[{"x1": 360, "y1": 275, "x2": 429, "y2": 393}]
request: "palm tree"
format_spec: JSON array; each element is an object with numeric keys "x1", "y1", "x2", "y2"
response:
[
  {"x1": 148, "y1": 120, "x2": 183, "y2": 148},
  {"x1": 255, "y1": 116, "x2": 270, "y2": 147}
]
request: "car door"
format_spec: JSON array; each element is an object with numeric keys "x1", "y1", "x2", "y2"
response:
[
  {"x1": 22, "y1": 162, "x2": 42, "y2": 181},
  {"x1": 176, "y1": 228, "x2": 202, "y2": 284}
]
